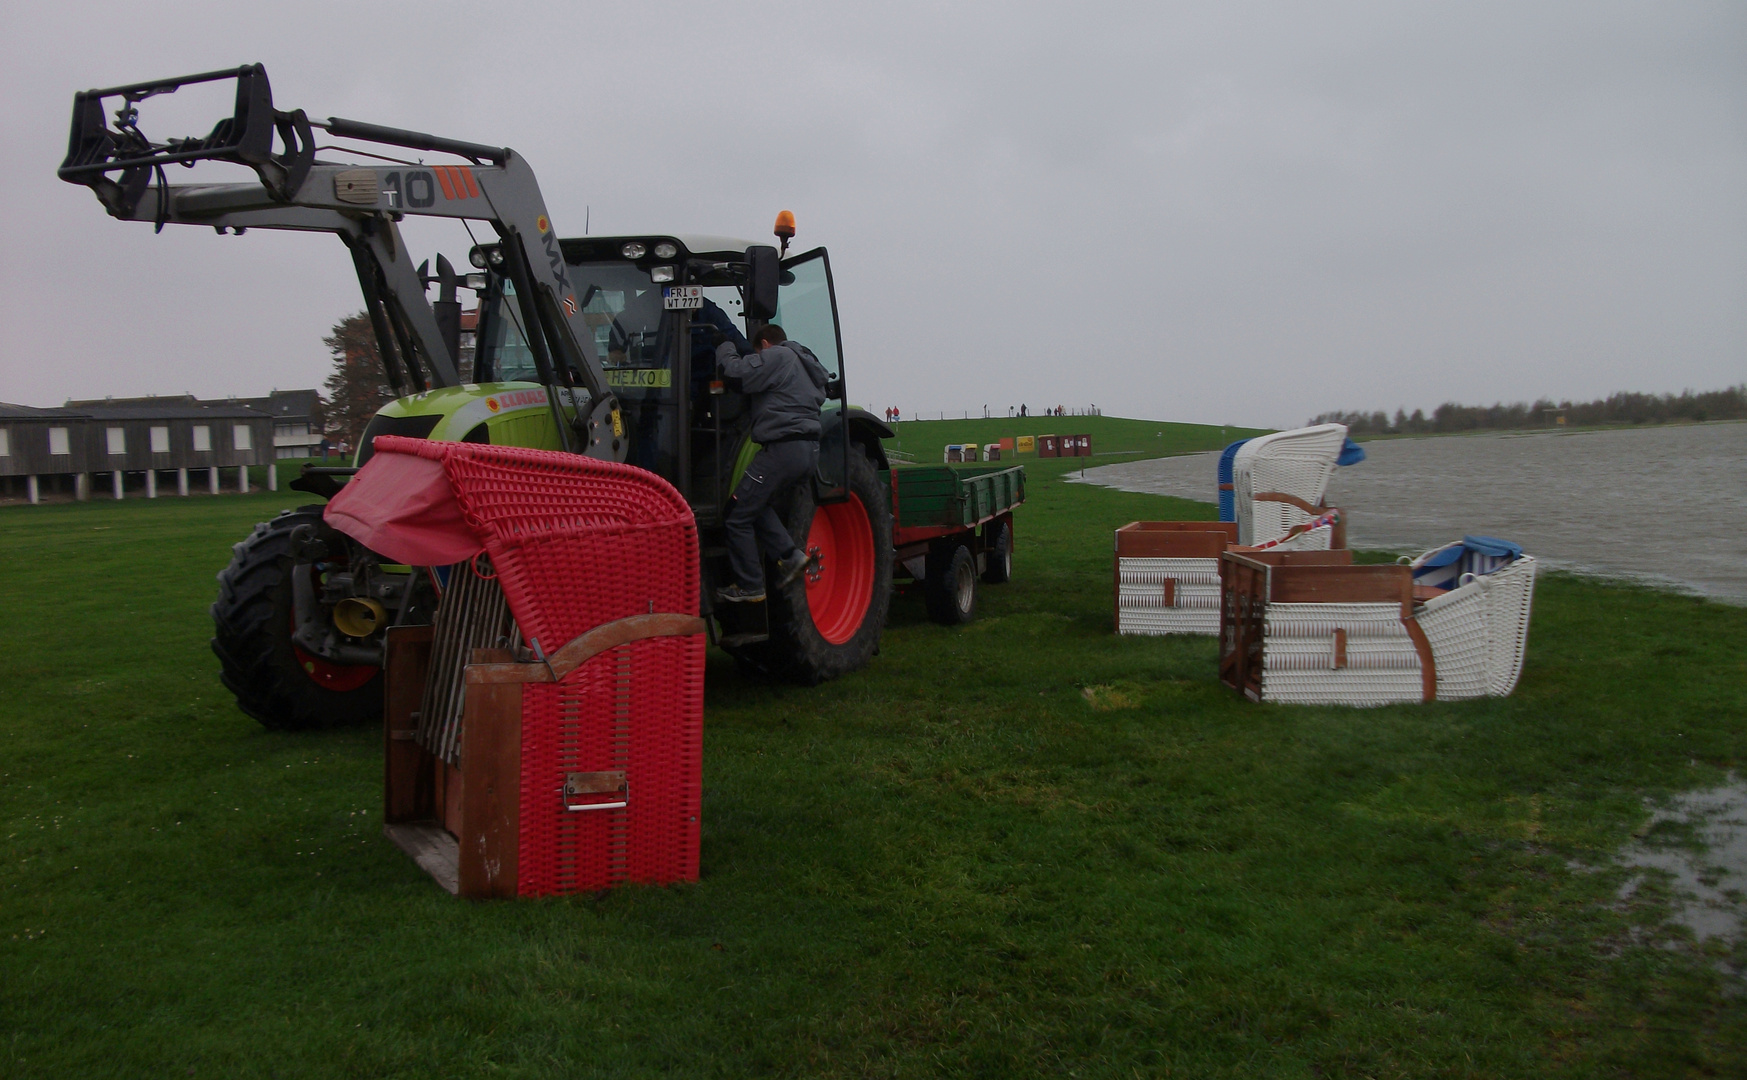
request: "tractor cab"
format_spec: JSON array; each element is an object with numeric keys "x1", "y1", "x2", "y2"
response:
[{"x1": 471, "y1": 232, "x2": 852, "y2": 524}]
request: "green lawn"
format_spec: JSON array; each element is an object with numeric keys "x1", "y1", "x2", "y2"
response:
[{"x1": 1, "y1": 462, "x2": 1742, "y2": 1077}]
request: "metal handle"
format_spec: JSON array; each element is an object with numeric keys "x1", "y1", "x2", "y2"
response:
[{"x1": 563, "y1": 771, "x2": 626, "y2": 812}]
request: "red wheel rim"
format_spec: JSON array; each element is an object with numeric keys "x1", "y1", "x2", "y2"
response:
[
  {"x1": 292, "y1": 642, "x2": 379, "y2": 692},
  {"x1": 804, "y1": 493, "x2": 875, "y2": 645}
]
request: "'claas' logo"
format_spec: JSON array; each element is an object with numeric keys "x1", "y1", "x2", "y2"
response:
[{"x1": 486, "y1": 398, "x2": 500, "y2": 412}]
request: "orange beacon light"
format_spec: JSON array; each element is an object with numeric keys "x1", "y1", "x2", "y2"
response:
[{"x1": 773, "y1": 210, "x2": 796, "y2": 256}]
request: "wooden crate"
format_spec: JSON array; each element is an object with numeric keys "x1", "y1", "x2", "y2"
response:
[{"x1": 1218, "y1": 551, "x2": 1435, "y2": 706}]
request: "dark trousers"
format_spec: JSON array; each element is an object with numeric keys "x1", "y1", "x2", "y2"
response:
[{"x1": 726, "y1": 439, "x2": 818, "y2": 589}]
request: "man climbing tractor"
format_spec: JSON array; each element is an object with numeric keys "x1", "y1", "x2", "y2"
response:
[{"x1": 716, "y1": 324, "x2": 831, "y2": 604}]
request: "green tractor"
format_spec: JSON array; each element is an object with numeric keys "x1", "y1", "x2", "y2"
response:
[{"x1": 61, "y1": 65, "x2": 895, "y2": 730}]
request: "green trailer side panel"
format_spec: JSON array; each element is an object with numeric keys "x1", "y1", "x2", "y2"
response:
[{"x1": 892, "y1": 463, "x2": 1026, "y2": 530}]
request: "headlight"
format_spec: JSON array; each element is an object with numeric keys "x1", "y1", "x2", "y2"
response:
[
  {"x1": 620, "y1": 241, "x2": 647, "y2": 259},
  {"x1": 653, "y1": 242, "x2": 678, "y2": 259},
  {"x1": 468, "y1": 247, "x2": 487, "y2": 269},
  {"x1": 650, "y1": 265, "x2": 675, "y2": 282},
  {"x1": 463, "y1": 272, "x2": 488, "y2": 290}
]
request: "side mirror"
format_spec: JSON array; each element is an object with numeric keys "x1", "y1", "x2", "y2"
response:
[{"x1": 745, "y1": 245, "x2": 779, "y2": 319}]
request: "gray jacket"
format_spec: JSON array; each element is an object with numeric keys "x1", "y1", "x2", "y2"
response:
[{"x1": 717, "y1": 339, "x2": 830, "y2": 444}]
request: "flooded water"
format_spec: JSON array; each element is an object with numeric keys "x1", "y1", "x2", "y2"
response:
[
  {"x1": 1615, "y1": 775, "x2": 1747, "y2": 948},
  {"x1": 1075, "y1": 422, "x2": 1747, "y2": 604}
]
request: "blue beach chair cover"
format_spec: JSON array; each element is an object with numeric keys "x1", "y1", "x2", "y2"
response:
[
  {"x1": 1336, "y1": 438, "x2": 1366, "y2": 466},
  {"x1": 1216, "y1": 439, "x2": 1248, "y2": 522},
  {"x1": 1412, "y1": 535, "x2": 1524, "y2": 590}
]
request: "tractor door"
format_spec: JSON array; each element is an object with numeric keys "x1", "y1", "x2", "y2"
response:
[{"x1": 775, "y1": 248, "x2": 850, "y2": 500}]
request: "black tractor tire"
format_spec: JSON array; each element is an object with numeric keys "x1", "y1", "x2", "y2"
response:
[
  {"x1": 924, "y1": 540, "x2": 978, "y2": 625},
  {"x1": 982, "y1": 516, "x2": 1013, "y2": 584},
  {"x1": 730, "y1": 445, "x2": 894, "y2": 685},
  {"x1": 210, "y1": 508, "x2": 383, "y2": 731}
]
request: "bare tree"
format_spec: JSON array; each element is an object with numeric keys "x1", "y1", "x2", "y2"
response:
[{"x1": 321, "y1": 312, "x2": 395, "y2": 444}]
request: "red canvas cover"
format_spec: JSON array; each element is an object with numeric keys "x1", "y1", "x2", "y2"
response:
[{"x1": 322, "y1": 444, "x2": 484, "y2": 566}]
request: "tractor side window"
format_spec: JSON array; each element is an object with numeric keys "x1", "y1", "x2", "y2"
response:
[
  {"x1": 482, "y1": 281, "x2": 539, "y2": 383},
  {"x1": 774, "y1": 250, "x2": 842, "y2": 381}
]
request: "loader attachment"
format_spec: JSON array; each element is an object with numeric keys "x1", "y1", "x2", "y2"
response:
[
  {"x1": 60, "y1": 64, "x2": 315, "y2": 221},
  {"x1": 56, "y1": 63, "x2": 623, "y2": 460}
]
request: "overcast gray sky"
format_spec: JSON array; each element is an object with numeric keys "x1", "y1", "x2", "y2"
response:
[{"x1": 3, "y1": 1, "x2": 1741, "y2": 428}]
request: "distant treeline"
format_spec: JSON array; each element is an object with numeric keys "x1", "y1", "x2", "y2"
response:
[{"x1": 1311, "y1": 385, "x2": 1747, "y2": 435}]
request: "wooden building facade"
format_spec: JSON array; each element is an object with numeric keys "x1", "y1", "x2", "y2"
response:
[{"x1": 1, "y1": 399, "x2": 276, "y2": 503}]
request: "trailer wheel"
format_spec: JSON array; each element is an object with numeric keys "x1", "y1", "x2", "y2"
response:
[
  {"x1": 925, "y1": 541, "x2": 978, "y2": 625},
  {"x1": 732, "y1": 445, "x2": 893, "y2": 684},
  {"x1": 210, "y1": 508, "x2": 383, "y2": 731},
  {"x1": 982, "y1": 516, "x2": 1013, "y2": 584}
]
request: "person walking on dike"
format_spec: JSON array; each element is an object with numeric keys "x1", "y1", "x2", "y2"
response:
[{"x1": 715, "y1": 323, "x2": 831, "y2": 603}]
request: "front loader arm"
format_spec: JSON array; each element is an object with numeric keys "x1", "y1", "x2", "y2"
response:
[{"x1": 59, "y1": 63, "x2": 622, "y2": 457}]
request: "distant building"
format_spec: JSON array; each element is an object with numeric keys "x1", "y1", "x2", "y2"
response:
[
  {"x1": 237, "y1": 390, "x2": 324, "y2": 459},
  {"x1": 1, "y1": 392, "x2": 306, "y2": 504},
  {"x1": 66, "y1": 389, "x2": 323, "y2": 461}
]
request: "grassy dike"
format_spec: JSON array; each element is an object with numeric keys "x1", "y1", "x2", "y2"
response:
[
  {"x1": 2, "y1": 453, "x2": 1743, "y2": 1077},
  {"x1": 879, "y1": 414, "x2": 1270, "y2": 465}
]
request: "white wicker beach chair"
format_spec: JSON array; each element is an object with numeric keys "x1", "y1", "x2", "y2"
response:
[
  {"x1": 1113, "y1": 521, "x2": 1236, "y2": 636},
  {"x1": 1220, "y1": 552, "x2": 1432, "y2": 707},
  {"x1": 1411, "y1": 554, "x2": 1538, "y2": 700},
  {"x1": 1232, "y1": 423, "x2": 1349, "y2": 547}
]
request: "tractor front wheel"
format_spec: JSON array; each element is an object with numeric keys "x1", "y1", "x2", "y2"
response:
[{"x1": 210, "y1": 508, "x2": 383, "y2": 731}]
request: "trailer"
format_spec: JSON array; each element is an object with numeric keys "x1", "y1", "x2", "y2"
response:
[{"x1": 889, "y1": 463, "x2": 1025, "y2": 624}]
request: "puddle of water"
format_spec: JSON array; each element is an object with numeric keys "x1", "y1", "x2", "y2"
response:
[{"x1": 1616, "y1": 774, "x2": 1747, "y2": 946}]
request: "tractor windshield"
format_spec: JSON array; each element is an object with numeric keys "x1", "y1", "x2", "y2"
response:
[
  {"x1": 483, "y1": 265, "x2": 674, "y2": 386},
  {"x1": 480, "y1": 262, "x2": 682, "y2": 475}
]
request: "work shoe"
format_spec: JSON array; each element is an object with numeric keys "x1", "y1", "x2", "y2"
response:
[
  {"x1": 775, "y1": 549, "x2": 821, "y2": 588},
  {"x1": 717, "y1": 583, "x2": 766, "y2": 603}
]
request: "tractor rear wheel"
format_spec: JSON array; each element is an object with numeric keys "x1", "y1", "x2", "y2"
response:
[
  {"x1": 210, "y1": 508, "x2": 383, "y2": 731},
  {"x1": 731, "y1": 445, "x2": 893, "y2": 684}
]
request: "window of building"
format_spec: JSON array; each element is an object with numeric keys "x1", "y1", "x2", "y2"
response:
[
  {"x1": 0, "y1": 428, "x2": 9, "y2": 457},
  {"x1": 107, "y1": 427, "x2": 126, "y2": 455},
  {"x1": 192, "y1": 426, "x2": 211, "y2": 452},
  {"x1": 49, "y1": 427, "x2": 70, "y2": 456},
  {"x1": 233, "y1": 424, "x2": 252, "y2": 451},
  {"x1": 150, "y1": 426, "x2": 170, "y2": 454}
]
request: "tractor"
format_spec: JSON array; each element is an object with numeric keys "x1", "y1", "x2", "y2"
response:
[{"x1": 60, "y1": 65, "x2": 903, "y2": 730}]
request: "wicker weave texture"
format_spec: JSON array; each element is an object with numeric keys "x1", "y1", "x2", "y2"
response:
[
  {"x1": 1411, "y1": 555, "x2": 1537, "y2": 699},
  {"x1": 1257, "y1": 601, "x2": 1423, "y2": 706},
  {"x1": 1232, "y1": 424, "x2": 1347, "y2": 546},
  {"x1": 517, "y1": 635, "x2": 705, "y2": 895},
  {"x1": 1413, "y1": 556, "x2": 1537, "y2": 699},
  {"x1": 371, "y1": 437, "x2": 704, "y2": 897},
  {"x1": 1117, "y1": 556, "x2": 1222, "y2": 635},
  {"x1": 373, "y1": 436, "x2": 699, "y2": 651}
]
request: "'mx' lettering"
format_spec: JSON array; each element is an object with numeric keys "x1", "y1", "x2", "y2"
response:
[{"x1": 541, "y1": 225, "x2": 571, "y2": 293}]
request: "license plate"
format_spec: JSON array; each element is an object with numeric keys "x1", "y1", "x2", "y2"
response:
[
  {"x1": 662, "y1": 285, "x2": 703, "y2": 310},
  {"x1": 605, "y1": 368, "x2": 673, "y2": 388}
]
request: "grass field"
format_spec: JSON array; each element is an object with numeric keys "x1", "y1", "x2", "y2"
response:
[{"x1": 2, "y1": 454, "x2": 1744, "y2": 1077}]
